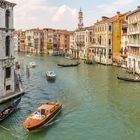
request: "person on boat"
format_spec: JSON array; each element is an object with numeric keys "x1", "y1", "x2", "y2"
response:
[
  {"x1": 0, "y1": 112, "x2": 3, "y2": 118},
  {"x1": 34, "y1": 111, "x2": 42, "y2": 118}
]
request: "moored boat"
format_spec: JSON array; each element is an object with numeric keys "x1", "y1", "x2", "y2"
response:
[
  {"x1": 0, "y1": 97, "x2": 21, "y2": 122},
  {"x1": 57, "y1": 62, "x2": 80, "y2": 67},
  {"x1": 46, "y1": 71, "x2": 56, "y2": 80},
  {"x1": 117, "y1": 76, "x2": 140, "y2": 82},
  {"x1": 23, "y1": 102, "x2": 62, "y2": 131}
]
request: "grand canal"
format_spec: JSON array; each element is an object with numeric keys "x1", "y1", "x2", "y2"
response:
[{"x1": 0, "y1": 53, "x2": 140, "y2": 140}]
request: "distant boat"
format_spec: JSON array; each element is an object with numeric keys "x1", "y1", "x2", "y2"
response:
[
  {"x1": 117, "y1": 76, "x2": 140, "y2": 82},
  {"x1": 29, "y1": 62, "x2": 36, "y2": 68},
  {"x1": 46, "y1": 71, "x2": 56, "y2": 81},
  {"x1": 0, "y1": 97, "x2": 21, "y2": 122},
  {"x1": 57, "y1": 62, "x2": 80, "y2": 67},
  {"x1": 23, "y1": 102, "x2": 62, "y2": 131},
  {"x1": 26, "y1": 54, "x2": 33, "y2": 57}
]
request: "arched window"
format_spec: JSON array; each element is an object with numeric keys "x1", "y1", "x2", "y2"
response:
[
  {"x1": 5, "y1": 10, "x2": 10, "y2": 28},
  {"x1": 5, "y1": 36, "x2": 10, "y2": 56}
]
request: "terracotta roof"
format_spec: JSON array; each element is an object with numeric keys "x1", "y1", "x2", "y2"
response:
[{"x1": 95, "y1": 11, "x2": 130, "y2": 25}]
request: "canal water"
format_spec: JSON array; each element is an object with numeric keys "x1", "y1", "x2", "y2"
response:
[{"x1": 0, "y1": 53, "x2": 140, "y2": 140}]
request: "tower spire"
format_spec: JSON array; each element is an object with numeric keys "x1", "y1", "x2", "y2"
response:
[{"x1": 78, "y1": 8, "x2": 84, "y2": 29}]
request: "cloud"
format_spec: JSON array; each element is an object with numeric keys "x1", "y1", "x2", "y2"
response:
[
  {"x1": 97, "y1": 0, "x2": 133, "y2": 15},
  {"x1": 8, "y1": 0, "x2": 78, "y2": 30}
]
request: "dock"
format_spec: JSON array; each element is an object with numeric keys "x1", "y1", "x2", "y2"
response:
[{"x1": 0, "y1": 91, "x2": 25, "y2": 104}]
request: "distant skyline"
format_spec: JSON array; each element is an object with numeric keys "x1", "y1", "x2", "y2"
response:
[{"x1": 9, "y1": 0, "x2": 140, "y2": 30}]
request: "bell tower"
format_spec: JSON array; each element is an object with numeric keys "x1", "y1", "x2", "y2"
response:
[{"x1": 78, "y1": 8, "x2": 84, "y2": 29}]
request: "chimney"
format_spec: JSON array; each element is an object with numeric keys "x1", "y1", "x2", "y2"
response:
[
  {"x1": 116, "y1": 11, "x2": 120, "y2": 15},
  {"x1": 102, "y1": 16, "x2": 109, "y2": 21}
]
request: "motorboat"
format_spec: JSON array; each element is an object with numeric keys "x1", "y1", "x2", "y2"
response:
[
  {"x1": 23, "y1": 102, "x2": 62, "y2": 131},
  {"x1": 46, "y1": 71, "x2": 56, "y2": 80},
  {"x1": 29, "y1": 62, "x2": 36, "y2": 68},
  {"x1": 117, "y1": 76, "x2": 140, "y2": 82}
]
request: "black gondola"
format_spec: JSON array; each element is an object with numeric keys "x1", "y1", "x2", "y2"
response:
[
  {"x1": 57, "y1": 62, "x2": 80, "y2": 67},
  {"x1": 117, "y1": 76, "x2": 140, "y2": 82},
  {"x1": 0, "y1": 97, "x2": 21, "y2": 122}
]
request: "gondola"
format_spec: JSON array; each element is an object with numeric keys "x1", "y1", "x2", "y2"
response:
[
  {"x1": 117, "y1": 76, "x2": 140, "y2": 82},
  {"x1": 0, "y1": 97, "x2": 21, "y2": 122},
  {"x1": 57, "y1": 62, "x2": 80, "y2": 67}
]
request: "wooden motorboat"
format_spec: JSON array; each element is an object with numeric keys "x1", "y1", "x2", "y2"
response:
[
  {"x1": 0, "y1": 97, "x2": 21, "y2": 122},
  {"x1": 117, "y1": 76, "x2": 140, "y2": 82},
  {"x1": 46, "y1": 71, "x2": 56, "y2": 80},
  {"x1": 23, "y1": 102, "x2": 62, "y2": 131},
  {"x1": 29, "y1": 62, "x2": 36, "y2": 68},
  {"x1": 57, "y1": 62, "x2": 80, "y2": 67}
]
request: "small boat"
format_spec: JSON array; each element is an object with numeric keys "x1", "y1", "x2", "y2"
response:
[
  {"x1": 0, "y1": 97, "x2": 21, "y2": 122},
  {"x1": 84, "y1": 60, "x2": 93, "y2": 64},
  {"x1": 29, "y1": 62, "x2": 36, "y2": 68},
  {"x1": 117, "y1": 76, "x2": 140, "y2": 82},
  {"x1": 57, "y1": 62, "x2": 80, "y2": 67},
  {"x1": 46, "y1": 71, "x2": 56, "y2": 80},
  {"x1": 23, "y1": 102, "x2": 62, "y2": 131}
]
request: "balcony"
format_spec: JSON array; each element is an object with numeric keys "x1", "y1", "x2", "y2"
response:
[
  {"x1": 127, "y1": 43, "x2": 140, "y2": 47},
  {"x1": 127, "y1": 31, "x2": 140, "y2": 35}
]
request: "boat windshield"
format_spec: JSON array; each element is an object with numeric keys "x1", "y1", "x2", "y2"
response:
[{"x1": 33, "y1": 111, "x2": 42, "y2": 118}]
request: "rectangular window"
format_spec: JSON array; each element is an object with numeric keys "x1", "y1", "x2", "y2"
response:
[
  {"x1": 138, "y1": 61, "x2": 140, "y2": 69},
  {"x1": 5, "y1": 67, "x2": 11, "y2": 79},
  {"x1": 6, "y1": 85, "x2": 11, "y2": 91},
  {"x1": 109, "y1": 25, "x2": 112, "y2": 32}
]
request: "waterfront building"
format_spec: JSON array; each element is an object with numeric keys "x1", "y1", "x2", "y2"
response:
[
  {"x1": 14, "y1": 30, "x2": 25, "y2": 52},
  {"x1": 0, "y1": 0, "x2": 20, "y2": 100},
  {"x1": 94, "y1": 12, "x2": 127, "y2": 65},
  {"x1": 42, "y1": 29, "x2": 48, "y2": 53},
  {"x1": 127, "y1": 6, "x2": 140, "y2": 74},
  {"x1": 85, "y1": 26, "x2": 95, "y2": 62},
  {"x1": 59, "y1": 30, "x2": 70, "y2": 56},
  {"x1": 43, "y1": 28, "x2": 54, "y2": 54},
  {"x1": 13, "y1": 31, "x2": 19, "y2": 51},
  {"x1": 69, "y1": 31, "x2": 75, "y2": 58},
  {"x1": 120, "y1": 15, "x2": 130, "y2": 68},
  {"x1": 25, "y1": 28, "x2": 43, "y2": 54},
  {"x1": 73, "y1": 8, "x2": 86, "y2": 59}
]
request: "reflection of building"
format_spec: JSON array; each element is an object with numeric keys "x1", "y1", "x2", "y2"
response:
[{"x1": 0, "y1": 1, "x2": 16, "y2": 98}]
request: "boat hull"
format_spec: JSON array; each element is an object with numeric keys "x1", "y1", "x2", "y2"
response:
[
  {"x1": 117, "y1": 76, "x2": 140, "y2": 82},
  {"x1": 23, "y1": 103, "x2": 62, "y2": 131},
  {"x1": 57, "y1": 63, "x2": 80, "y2": 67}
]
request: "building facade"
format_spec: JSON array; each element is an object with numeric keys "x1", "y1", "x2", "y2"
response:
[
  {"x1": 127, "y1": 6, "x2": 140, "y2": 74},
  {"x1": 25, "y1": 29, "x2": 43, "y2": 54},
  {"x1": 13, "y1": 30, "x2": 25, "y2": 52},
  {"x1": 0, "y1": 0, "x2": 16, "y2": 98}
]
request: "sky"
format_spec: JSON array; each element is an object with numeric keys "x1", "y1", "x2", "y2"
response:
[{"x1": 9, "y1": 0, "x2": 140, "y2": 30}]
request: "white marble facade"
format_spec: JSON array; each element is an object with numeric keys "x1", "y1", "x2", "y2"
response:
[{"x1": 0, "y1": 0, "x2": 16, "y2": 97}]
